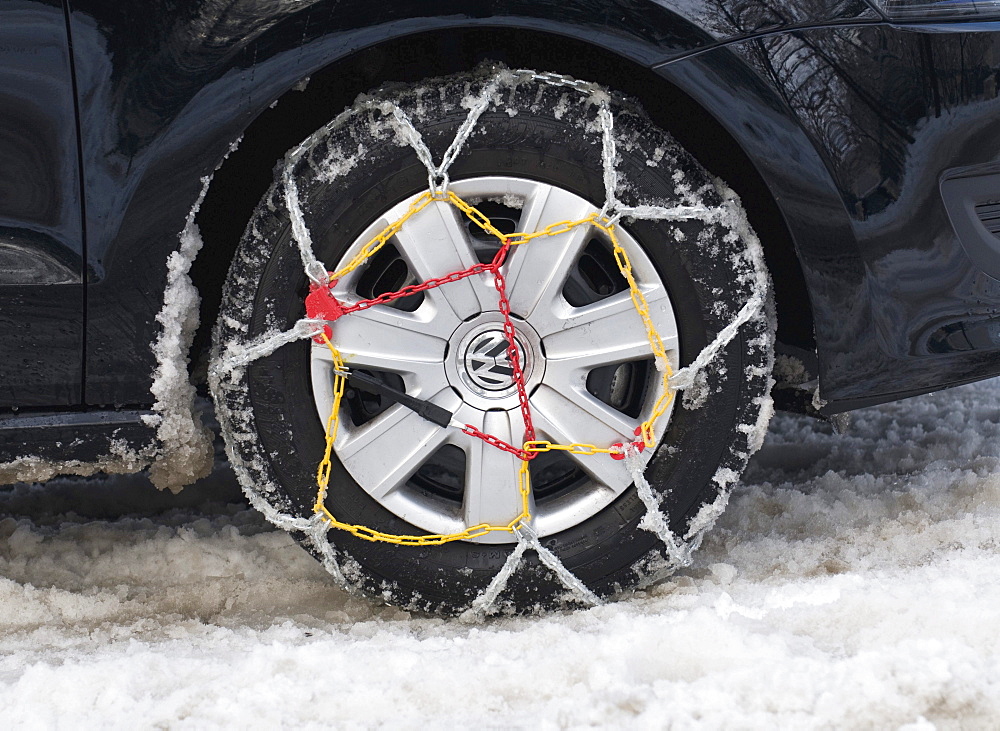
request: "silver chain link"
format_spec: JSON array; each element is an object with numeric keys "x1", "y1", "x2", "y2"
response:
[{"x1": 514, "y1": 69, "x2": 603, "y2": 94}]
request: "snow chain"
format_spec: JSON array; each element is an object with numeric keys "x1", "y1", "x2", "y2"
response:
[
  {"x1": 260, "y1": 66, "x2": 766, "y2": 588},
  {"x1": 206, "y1": 67, "x2": 771, "y2": 613}
]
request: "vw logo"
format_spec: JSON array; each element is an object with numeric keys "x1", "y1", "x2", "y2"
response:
[{"x1": 463, "y1": 330, "x2": 526, "y2": 392}]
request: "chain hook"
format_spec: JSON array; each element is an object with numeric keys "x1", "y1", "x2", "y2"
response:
[
  {"x1": 428, "y1": 169, "x2": 450, "y2": 196},
  {"x1": 305, "y1": 260, "x2": 330, "y2": 286}
]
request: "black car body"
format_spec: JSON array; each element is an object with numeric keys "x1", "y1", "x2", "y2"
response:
[{"x1": 2, "y1": 1, "x2": 999, "y2": 485}]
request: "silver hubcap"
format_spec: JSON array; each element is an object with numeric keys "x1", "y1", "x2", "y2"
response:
[{"x1": 310, "y1": 176, "x2": 680, "y2": 543}]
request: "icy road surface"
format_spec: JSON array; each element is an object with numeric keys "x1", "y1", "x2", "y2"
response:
[{"x1": 3, "y1": 380, "x2": 1000, "y2": 728}]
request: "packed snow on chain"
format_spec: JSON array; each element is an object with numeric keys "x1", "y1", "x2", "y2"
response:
[{"x1": 2, "y1": 379, "x2": 1000, "y2": 727}]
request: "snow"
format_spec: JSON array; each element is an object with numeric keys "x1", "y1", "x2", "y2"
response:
[
  {"x1": 214, "y1": 318, "x2": 321, "y2": 380},
  {"x1": 2, "y1": 377, "x2": 999, "y2": 725},
  {"x1": 0, "y1": 438, "x2": 152, "y2": 486},
  {"x1": 147, "y1": 175, "x2": 215, "y2": 493},
  {"x1": 628, "y1": 446, "x2": 693, "y2": 566},
  {"x1": 147, "y1": 136, "x2": 244, "y2": 493}
]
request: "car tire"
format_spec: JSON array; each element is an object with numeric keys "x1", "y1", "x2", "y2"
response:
[{"x1": 210, "y1": 68, "x2": 774, "y2": 615}]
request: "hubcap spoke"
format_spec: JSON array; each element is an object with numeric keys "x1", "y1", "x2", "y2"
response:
[
  {"x1": 503, "y1": 183, "x2": 595, "y2": 319},
  {"x1": 542, "y1": 287, "x2": 678, "y2": 380},
  {"x1": 392, "y1": 200, "x2": 490, "y2": 320},
  {"x1": 336, "y1": 402, "x2": 450, "y2": 500},
  {"x1": 315, "y1": 306, "x2": 448, "y2": 396},
  {"x1": 529, "y1": 386, "x2": 638, "y2": 495},
  {"x1": 531, "y1": 382, "x2": 640, "y2": 441},
  {"x1": 533, "y1": 282, "x2": 672, "y2": 337},
  {"x1": 462, "y1": 410, "x2": 532, "y2": 532}
]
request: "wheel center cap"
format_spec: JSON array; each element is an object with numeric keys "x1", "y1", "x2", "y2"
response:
[
  {"x1": 459, "y1": 328, "x2": 530, "y2": 399},
  {"x1": 463, "y1": 330, "x2": 527, "y2": 393},
  {"x1": 445, "y1": 313, "x2": 543, "y2": 409}
]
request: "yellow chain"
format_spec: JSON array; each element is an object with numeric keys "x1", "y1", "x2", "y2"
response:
[
  {"x1": 328, "y1": 192, "x2": 437, "y2": 281},
  {"x1": 314, "y1": 333, "x2": 347, "y2": 503},
  {"x1": 311, "y1": 192, "x2": 676, "y2": 545},
  {"x1": 523, "y1": 440, "x2": 618, "y2": 456},
  {"x1": 445, "y1": 191, "x2": 513, "y2": 243},
  {"x1": 509, "y1": 218, "x2": 594, "y2": 243},
  {"x1": 603, "y1": 223, "x2": 675, "y2": 448}
]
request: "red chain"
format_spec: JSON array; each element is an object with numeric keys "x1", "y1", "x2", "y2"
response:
[
  {"x1": 461, "y1": 423, "x2": 531, "y2": 461},
  {"x1": 491, "y1": 245, "x2": 537, "y2": 450},
  {"x1": 344, "y1": 261, "x2": 499, "y2": 315},
  {"x1": 306, "y1": 240, "x2": 537, "y2": 461}
]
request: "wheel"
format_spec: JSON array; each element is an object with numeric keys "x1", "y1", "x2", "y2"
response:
[{"x1": 210, "y1": 67, "x2": 774, "y2": 615}]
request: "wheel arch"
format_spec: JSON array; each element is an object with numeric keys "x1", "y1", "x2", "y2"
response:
[{"x1": 191, "y1": 25, "x2": 816, "y2": 378}]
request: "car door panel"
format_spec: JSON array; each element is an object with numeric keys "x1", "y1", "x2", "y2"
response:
[{"x1": 0, "y1": 0, "x2": 84, "y2": 407}]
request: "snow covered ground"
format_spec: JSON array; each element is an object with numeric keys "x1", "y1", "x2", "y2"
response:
[{"x1": 3, "y1": 378, "x2": 1000, "y2": 728}]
